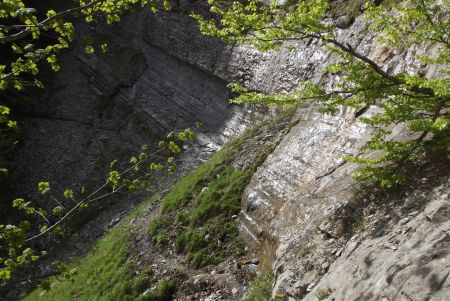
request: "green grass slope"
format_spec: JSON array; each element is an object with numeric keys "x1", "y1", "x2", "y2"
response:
[
  {"x1": 22, "y1": 196, "x2": 158, "y2": 301},
  {"x1": 22, "y1": 109, "x2": 296, "y2": 300}
]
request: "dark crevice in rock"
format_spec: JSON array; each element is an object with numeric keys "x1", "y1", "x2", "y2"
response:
[{"x1": 314, "y1": 160, "x2": 347, "y2": 180}]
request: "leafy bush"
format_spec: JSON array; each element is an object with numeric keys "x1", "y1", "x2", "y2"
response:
[{"x1": 243, "y1": 273, "x2": 274, "y2": 301}]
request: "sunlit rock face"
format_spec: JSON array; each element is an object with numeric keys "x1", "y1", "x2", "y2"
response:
[{"x1": 140, "y1": 9, "x2": 448, "y2": 301}]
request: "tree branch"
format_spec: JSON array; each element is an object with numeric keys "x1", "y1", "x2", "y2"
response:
[{"x1": 0, "y1": 1, "x2": 101, "y2": 43}]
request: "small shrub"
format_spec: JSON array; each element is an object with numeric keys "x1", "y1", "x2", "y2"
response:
[
  {"x1": 243, "y1": 273, "x2": 274, "y2": 301},
  {"x1": 155, "y1": 234, "x2": 168, "y2": 246},
  {"x1": 175, "y1": 211, "x2": 189, "y2": 225},
  {"x1": 158, "y1": 278, "x2": 175, "y2": 296},
  {"x1": 174, "y1": 229, "x2": 206, "y2": 253},
  {"x1": 132, "y1": 275, "x2": 150, "y2": 295},
  {"x1": 352, "y1": 217, "x2": 365, "y2": 234},
  {"x1": 139, "y1": 278, "x2": 175, "y2": 301},
  {"x1": 190, "y1": 250, "x2": 209, "y2": 268}
]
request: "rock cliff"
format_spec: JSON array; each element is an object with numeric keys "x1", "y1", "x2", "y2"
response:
[
  {"x1": 6, "y1": 11, "x2": 261, "y2": 247},
  {"x1": 136, "y1": 8, "x2": 449, "y2": 301},
  {"x1": 5, "y1": 3, "x2": 449, "y2": 301}
]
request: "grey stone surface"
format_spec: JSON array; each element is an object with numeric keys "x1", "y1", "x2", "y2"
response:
[
  {"x1": 305, "y1": 182, "x2": 450, "y2": 301},
  {"x1": 9, "y1": 18, "x2": 261, "y2": 214},
  {"x1": 4, "y1": 5, "x2": 449, "y2": 301},
  {"x1": 134, "y1": 8, "x2": 448, "y2": 301}
]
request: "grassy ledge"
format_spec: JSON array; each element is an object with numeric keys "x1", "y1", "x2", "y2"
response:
[{"x1": 148, "y1": 109, "x2": 297, "y2": 268}]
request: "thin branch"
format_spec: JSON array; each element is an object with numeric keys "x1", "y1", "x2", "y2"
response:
[
  {"x1": 0, "y1": 1, "x2": 101, "y2": 43},
  {"x1": 49, "y1": 195, "x2": 64, "y2": 207},
  {"x1": 24, "y1": 145, "x2": 169, "y2": 242},
  {"x1": 35, "y1": 211, "x2": 50, "y2": 225},
  {"x1": 0, "y1": 272, "x2": 59, "y2": 287}
]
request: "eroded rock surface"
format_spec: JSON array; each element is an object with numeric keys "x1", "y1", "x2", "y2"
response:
[
  {"x1": 136, "y1": 8, "x2": 449, "y2": 301},
  {"x1": 7, "y1": 16, "x2": 261, "y2": 230},
  {"x1": 306, "y1": 182, "x2": 450, "y2": 301},
  {"x1": 4, "y1": 5, "x2": 448, "y2": 301}
]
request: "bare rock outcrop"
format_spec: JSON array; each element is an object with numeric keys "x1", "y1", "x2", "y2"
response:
[{"x1": 138, "y1": 9, "x2": 449, "y2": 301}]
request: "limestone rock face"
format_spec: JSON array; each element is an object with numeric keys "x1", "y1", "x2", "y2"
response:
[
  {"x1": 304, "y1": 183, "x2": 450, "y2": 301},
  {"x1": 138, "y1": 10, "x2": 449, "y2": 301},
  {"x1": 9, "y1": 19, "x2": 259, "y2": 215},
  {"x1": 5, "y1": 5, "x2": 449, "y2": 301}
]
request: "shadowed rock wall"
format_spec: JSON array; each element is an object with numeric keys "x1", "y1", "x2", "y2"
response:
[{"x1": 8, "y1": 16, "x2": 260, "y2": 209}]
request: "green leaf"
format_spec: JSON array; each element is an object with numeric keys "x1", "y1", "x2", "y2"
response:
[
  {"x1": 46, "y1": 10, "x2": 56, "y2": 18},
  {"x1": 100, "y1": 43, "x2": 108, "y2": 53},
  {"x1": 63, "y1": 189, "x2": 74, "y2": 199},
  {"x1": 168, "y1": 141, "x2": 181, "y2": 154},
  {"x1": 0, "y1": 269, "x2": 11, "y2": 280},
  {"x1": 38, "y1": 182, "x2": 50, "y2": 195},
  {"x1": 0, "y1": 106, "x2": 10, "y2": 115},
  {"x1": 85, "y1": 45, "x2": 94, "y2": 54},
  {"x1": 40, "y1": 225, "x2": 48, "y2": 233},
  {"x1": 52, "y1": 206, "x2": 65, "y2": 216}
]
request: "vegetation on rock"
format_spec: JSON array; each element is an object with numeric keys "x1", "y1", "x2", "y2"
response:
[
  {"x1": 1, "y1": 0, "x2": 449, "y2": 297},
  {"x1": 193, "y1": 0, "x2": 449, "y2": 187},
  {"x1": 21, "y1": 111, "x2": 295, "y2": 299},
  {"x1": 21, "y1": 195, "x2": 174, "y2": 301},
  {"x1": 0, "y1": 129, "x2": 193, "y2": 287},
  {"x1": 148, "y1": 109, "x2": 296, "y2": 268},
  {"x1": 242, "y1": 273, "x2": 274, "y2": 301}
]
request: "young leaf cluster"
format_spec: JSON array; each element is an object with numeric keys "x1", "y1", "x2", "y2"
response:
[{"x1": 195, "y1": 0, "x2": 449, "y2": 186}]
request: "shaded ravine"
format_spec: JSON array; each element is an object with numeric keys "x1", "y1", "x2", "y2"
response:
[{"x1": 1, "y1": 15, "x2": 262, "y2": 301}]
